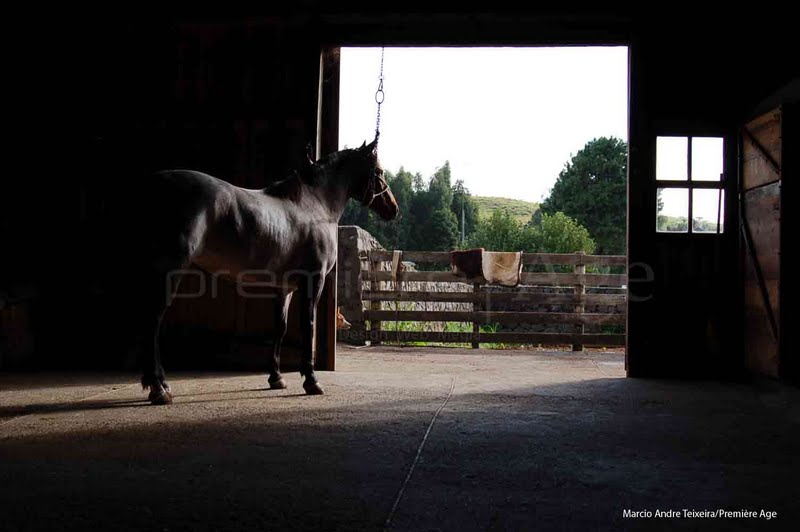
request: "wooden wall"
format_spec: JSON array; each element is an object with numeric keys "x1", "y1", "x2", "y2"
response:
[
  {"x1": 114, "y1": 21, "x2": 327, "y2": 371},
  {"x1": 2, "y1": 8, "x2": 798, "y2": 381},
  {"x1": 741, "y1": 109, "x2": 782, "y2": 378},
  {"x1": 624, "y1": 32, "x2": 795, "y2": 379},
  {"x1": 2, "y1": 18, "x2": 329, "y2": 370}
]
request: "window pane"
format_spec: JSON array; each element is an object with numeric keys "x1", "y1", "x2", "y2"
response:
[
  {"x1": 656, "y1": 188, "x2": 689, "y2": 232},
  {"x1": 693, "y1": 189, "x2": 725, "y2": 233},
  {"x1": 656, "y1": 136, "x2": 688, "y2": 181},
  {"x1": 692, "y1": 137, "x2": 723, "y2": 181}
]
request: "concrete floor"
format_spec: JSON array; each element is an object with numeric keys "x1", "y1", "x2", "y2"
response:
[{"x1": 1, "y1": 346, "x2": 798, "y2": 531}]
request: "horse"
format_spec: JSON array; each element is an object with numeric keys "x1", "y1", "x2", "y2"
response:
[{"x1": 121, "y1": 138, "x2": 397, "y2": 405}]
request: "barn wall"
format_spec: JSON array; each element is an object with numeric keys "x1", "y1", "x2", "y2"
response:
[
  {"x1": 782, "y1": 104, "x2": 798, "y2": 384},
  {"x1": 2, "y1": 18, "x2": 327, "y2": 370},
  {"x1": 2, "y1": 8, "x2": 798, "y2": 381},
  {"x1": 313, "y1": 8, "x2": 797, "y2": 380},
  {"x1": 625, "y1": 32, "x2": 796, "y2": 379},
  {"x1": 741, "y1": 109, "x2": 782, "y2": 378}
]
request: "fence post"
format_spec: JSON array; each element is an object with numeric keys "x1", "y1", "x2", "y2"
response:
[
  {"x1": 336, "y1": 227, "x2": 366, "y2": 346},
  {"x1": 472, "y1": 282, "x2": 481, "y2": 349},
  {"x1": 369, "y1": 257, "x2": 383, "y2": 346},
  {"x1": 573, "y1": 252, "x2": 586, "y2": 351}
]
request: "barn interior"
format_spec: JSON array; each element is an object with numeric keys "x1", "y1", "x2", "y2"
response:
[{"x1": 1, "y1": 5, "x2": 798, "y2": 530}]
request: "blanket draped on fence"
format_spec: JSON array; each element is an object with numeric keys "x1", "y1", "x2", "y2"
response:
[{"x1": 450, "y1": 248, "x2": 523, "y2": 287}]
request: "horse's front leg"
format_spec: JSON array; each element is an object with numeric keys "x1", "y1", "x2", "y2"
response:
[
  {"x1": 299, "y1": 272, "x2": 325, "y2": 395},
  {"x1": 136, "y1": 268, "x2": 178, "y2": 406},
  {"x1": 139, "y1": 309, "x2": 172, "y2": 405},
  {"x1": 267, "y1": 290, "x2": 293, "y2": 389}
]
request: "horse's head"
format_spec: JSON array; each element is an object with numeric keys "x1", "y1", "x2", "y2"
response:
[{"x1": 348, "y1": 138, "x2": 399, "y2": 221}]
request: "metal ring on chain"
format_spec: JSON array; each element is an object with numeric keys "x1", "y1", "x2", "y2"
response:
[{"x1": 374, "y1": 47, "x2": 385, "y2": 146}]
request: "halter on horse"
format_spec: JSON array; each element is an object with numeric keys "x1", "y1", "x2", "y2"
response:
[{"x1": 124, "y1": 138, "x2": 398, "y2": 404}]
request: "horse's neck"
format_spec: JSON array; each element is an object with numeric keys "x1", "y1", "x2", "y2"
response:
[
  {"x1": 260, "y1": 168, "x2": 352, "y2": 222},
  {"x1": 313, "y1": 179, "x2": 352, "y2": 221},
  {"x1": 305, "y1": 163, "x2": 355, "y2": 222}
]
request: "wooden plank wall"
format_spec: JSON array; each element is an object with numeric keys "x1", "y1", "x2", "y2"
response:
[
  {"x1": 741, "y1": 109, "x2": 782, "y2": 378},
  {"x1": 159, "y1": 23, "x2": 326, "y2": 371},
  {"x1": 626, "y1": 38, "x2": 743, "y2": 379},
  {"x1": 3, "y1": 11, "x2": 796, "y2": 379},
  {"x1": 74, "y1": 20, "x2": 328, "y2": 371}
]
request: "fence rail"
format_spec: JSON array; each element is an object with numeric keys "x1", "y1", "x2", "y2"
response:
[
  {"x1": 363, "y1": 310, "x2": 626, "y2": 326},
  {"x1": 368, "y1": 331, "x2": 625, "y2": 346},
  {"x1": 364, "y1": 270, "x2": 627, "y2": 286},
  {"x1": 361, "y1": 290, "x2": 626, "y2": 307},
  {"x1": 336, "y1": 228, "x2": 627, "y2": 350},
  {"x1": 366, "y1": 250, "x2": 627, "y2": 266}
]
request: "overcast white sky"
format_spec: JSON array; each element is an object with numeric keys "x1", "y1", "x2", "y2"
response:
[{"x1": 339, "y1": 46, "x2": 629, "y2": 204}]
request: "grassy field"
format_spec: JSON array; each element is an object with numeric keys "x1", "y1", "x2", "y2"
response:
[{"x1": 473, "y1": 196, "x2": 539, "y2": 223}]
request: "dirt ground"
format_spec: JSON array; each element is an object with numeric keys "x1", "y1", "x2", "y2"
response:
[{"x1": 1, "y1": 346, "x2": 798, "y2": 531}]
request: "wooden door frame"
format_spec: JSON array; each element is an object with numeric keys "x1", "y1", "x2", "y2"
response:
[{"x1": 314, "y1": 47, "x2": 342, "y2": 371}]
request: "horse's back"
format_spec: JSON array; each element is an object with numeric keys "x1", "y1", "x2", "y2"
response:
[
  {"x1": 99, "y1": 170, "x2": 234, "y2": 274},
  {"x1": 148, "y1": 169, "x2": 232, "y2": 210}
]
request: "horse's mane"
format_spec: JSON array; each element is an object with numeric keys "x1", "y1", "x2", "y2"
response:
[
  {"x1": 264, "y1": 173, "x2": 305, "y2": 202},
  {"x1": 264, "y1": 157, "x2": 328, "y2": 202},
  {"x1": 263, "y1": 148, "x2": 361, "y2": 203}
]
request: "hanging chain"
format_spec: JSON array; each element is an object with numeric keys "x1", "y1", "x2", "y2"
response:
[{"x1": 374, "y1": 47, "x2": 385, "y2": 147}]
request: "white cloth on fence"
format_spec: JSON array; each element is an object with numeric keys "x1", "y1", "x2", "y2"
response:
[{"x1": 481, "y1": 251, "x2": 523, "y2": 287}]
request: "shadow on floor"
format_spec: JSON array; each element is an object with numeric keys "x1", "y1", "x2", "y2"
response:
[{"x1": 2, "y1": 369, "x2": 798, "y2": 531}]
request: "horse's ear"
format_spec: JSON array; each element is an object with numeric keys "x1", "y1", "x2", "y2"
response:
[
  {"x1": 365, "y1": 137, "x2": 378, "y2": 154},
  {"x1": 359, "y1": 140, "x2": 367, "y2": 150}
]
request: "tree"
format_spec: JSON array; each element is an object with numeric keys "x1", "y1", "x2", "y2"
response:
[
  {"x1": 466, "y1": 209, "x2": 524, "y2": 251},
  {"x1": 381, "y1": 169, "x2": 415, "y2": 248},
  {"x1": 528, "y1": 212, "x2": 595, "y2": 254},
  {"x1": 339, "y1": 161, "x2": 473, "y2": 252},
  {"x1": 405, "y1": 162, "x2": 460, "y2": 250},
  {"x1": 424, "y1": 208, "x2": 460, "y2": 251},
  {"x1": 467, "y1": 208, "x2": 594, "y2": 255},
  {"x1": 429, "y1": 162, "x2": 454, "y2": 209},
  {"x1": 450, "y1": 179, "x2": 479, "y2": 244},
  {"x1": 540, "y1": 137, "x2": 627, "y2": 254}
]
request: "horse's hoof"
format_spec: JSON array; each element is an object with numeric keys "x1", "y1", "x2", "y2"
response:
[
  {"x1": 148, "y1": 389, "x2": 173, "y2": 405},
  {"x1": 269, "y1": 378, "x2": 287, "y2": 390},
  {"x1": 303, "y1": 382, "x2": 325, "y2": 395}
]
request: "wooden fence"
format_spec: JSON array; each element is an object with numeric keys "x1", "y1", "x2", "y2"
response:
[{"x1": 337, "y1": 238, "x2": 627, "y2": 349}]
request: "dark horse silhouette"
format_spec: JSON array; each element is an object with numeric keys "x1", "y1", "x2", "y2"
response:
[{"x1": 119, "y1": 139, "x2": 397, "y2": 404}]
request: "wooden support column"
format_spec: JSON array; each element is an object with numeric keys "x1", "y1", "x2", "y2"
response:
[
  {"x1": 472, "y1": 282, "x2": 482, "y2": 349},
  {"x1": 369, "y1": 257, "x2": 382, "y2": 346},
  {"x1": 573, "y1": 252, "x2": 586, "y2": 352},
  {"x1": 314, "y1": 46, "x2": 341, "y2": 369}
]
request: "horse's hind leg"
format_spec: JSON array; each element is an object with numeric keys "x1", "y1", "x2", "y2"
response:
[
  {"x1": 267, "y1": 291, "x2": 293, "y2": 389},
  {"x1": 299, "y1": 273, "x2": 325, "y2": 395}
]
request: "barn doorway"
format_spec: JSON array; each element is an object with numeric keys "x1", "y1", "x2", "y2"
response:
[{"x1": 329, "y1": 47, "x2": 630, "y2": 360}]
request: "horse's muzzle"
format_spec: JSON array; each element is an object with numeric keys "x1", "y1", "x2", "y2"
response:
[
  {"x1": 371, "y1": 188, "x2": 400, "y2": 221},
  {"x1": 376, "y1": 201, "x2": 400, "y2": 221}
]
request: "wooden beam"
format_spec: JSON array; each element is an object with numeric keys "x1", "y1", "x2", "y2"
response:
[
  {"x1": 372, "y1": 330, "x2": 625, "y2": 346},
  {"x1": 361, "y1": 290, "x2": 627, "y2": 306},
  {"x1": 364, "y1": 270, "x2": 627, "y2": 286},
  {"x1": 366, "y1": 249, "x2": 627, "y2": 266},
  {"x1": 363, "y1": 310, "x2": 625, "y2": 326}
]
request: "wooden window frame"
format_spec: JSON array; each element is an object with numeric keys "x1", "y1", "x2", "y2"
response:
[{"x1": 656, "y1": 135, "x2": 726, "y2": 235}]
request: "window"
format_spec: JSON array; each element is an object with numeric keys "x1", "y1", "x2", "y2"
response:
[{"x1": 655, "y1": 136, "x2": 725, "y2": 233}]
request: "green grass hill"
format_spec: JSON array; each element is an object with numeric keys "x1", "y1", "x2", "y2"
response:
[{"x1": 473, "y1": 196, "x2": 539, "y2": 224}]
